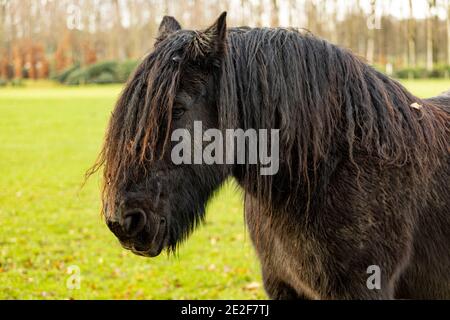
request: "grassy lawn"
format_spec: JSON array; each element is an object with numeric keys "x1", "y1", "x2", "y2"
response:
[{"x1": 0, "y1": 79, "x2": 449, "y2": 300}]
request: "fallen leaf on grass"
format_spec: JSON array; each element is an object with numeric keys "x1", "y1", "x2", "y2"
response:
[
  {"x1": 208, "y1": 264, "x2": 216, "y2": 271},
  {"x1": 243, "y1": 282, "x2": 261, "y2": 291}
]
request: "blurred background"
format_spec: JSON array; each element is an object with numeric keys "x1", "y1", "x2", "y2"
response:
[
  {"x1": 0, "y1": 0, "x2": 450, "y2": 85},
  {"x1": 0, "y1": 0, "x2": 449, "y2": 300}
]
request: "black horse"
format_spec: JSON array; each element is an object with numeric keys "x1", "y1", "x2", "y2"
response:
[{"x1": 90, "y1": 13, "x2": 450, "y2": 299}]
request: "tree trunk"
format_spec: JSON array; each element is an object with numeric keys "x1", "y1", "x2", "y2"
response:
[
  {"x1": 271, "y1": 0, "x2": 279, "y2": 27},
  {"x1": 408, "y1": 0, "x2": 416, "y2": 68},
  {"x1": 366, "y1": 0, "x2": 376, "y2": 64},
  {"x1": 255, "y1": 0, "x2": 264, "y2": 27},
  {"x1": 288, "y1": 0, "x2": 297, "y2": 27},
  {"x1": 240, "y1": 0, "x2": 247, "y2": 26},
  {"x1": 426, "y1": 0, "x2": 435, "y2": 72},
  {"x1": 447, "y1": 0, "x2": 450, "y2": 65},
  {"x1": 0, "y1": 1, "x2": 5, "y2": 46},
  {"x1": 110, "y1": 0, "x2": 124, "y2": 60}
]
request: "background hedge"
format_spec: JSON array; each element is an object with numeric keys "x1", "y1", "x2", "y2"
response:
[{"x1": 53, "y1": 60, "x2": 140, "y2": 85}]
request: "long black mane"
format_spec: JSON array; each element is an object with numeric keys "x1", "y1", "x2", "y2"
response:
[
  {"x1": 220, "y1": 27, "x2": 449, "y2": 208},
  {"x1": 92, "y1": 25, "x2": 450, "y2": 217}
]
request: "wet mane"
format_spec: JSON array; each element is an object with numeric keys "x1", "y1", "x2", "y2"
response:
[{"x1": 90, "y1": 26, "x2": 450, "y2": 215}]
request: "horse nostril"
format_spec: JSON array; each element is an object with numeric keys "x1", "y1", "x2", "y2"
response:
[{"x1": 122, "y1": 210, "x2": 147, "y2": 237}]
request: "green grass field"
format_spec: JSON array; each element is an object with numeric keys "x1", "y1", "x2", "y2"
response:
[{"x1": 0, "y1": 79, "x2": 449, "y2": 300}]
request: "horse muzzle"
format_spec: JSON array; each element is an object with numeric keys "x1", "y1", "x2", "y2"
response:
[{"x1": 106, "y1": 209, "x2": 168, "y2": 258}]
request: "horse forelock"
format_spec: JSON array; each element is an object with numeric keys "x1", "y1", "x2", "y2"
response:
[{"x1": 90, "y1": 31, "x2": 202, "y2": 216}]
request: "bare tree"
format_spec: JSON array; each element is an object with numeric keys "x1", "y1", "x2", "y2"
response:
[
  {"x1": 366, "y1": 0, "x2": 376, "y2": 64},
  {"x1": 288, "y1": 0, "x2": 297, "y2": 27},
  {"x1": 426, "y1": 0, "x2": 436, "y2": 71},
  {"x1": 447, "y1": 0, "x2": 450, "y2": 65},
  {"x1": 408, "y1": 0, "x2": 416, "y2": 68},
  {"x1": 271, "y1": 0, "x2": 279, "y2": 27}
]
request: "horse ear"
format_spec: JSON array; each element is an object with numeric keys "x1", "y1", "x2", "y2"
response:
[
  {"x1": 203, "y1": 12, "x2": 227, "y2": 57},
  {"x1": 156, "y1": 16, "x2": 182, "y2": 45}
]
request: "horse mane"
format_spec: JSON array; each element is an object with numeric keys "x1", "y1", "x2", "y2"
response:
[
  {"x1": 218, "y1": 28, "x2": 449, "y2": 205},
  {"x1": 89, "y1": 26, "x2": 450, "y2": 216}
]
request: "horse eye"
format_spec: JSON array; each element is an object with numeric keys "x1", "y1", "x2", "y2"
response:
[{"x1": 172, "y1": 107, "x2": 186, "y2": 119}]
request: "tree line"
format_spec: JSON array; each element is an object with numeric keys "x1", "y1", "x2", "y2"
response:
[{"x1": 0, "y1": 0, "x2": 449, "y2": 82}]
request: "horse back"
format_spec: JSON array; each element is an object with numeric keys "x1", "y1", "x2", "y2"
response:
[{"x1": 425, "y1": 90, "x2": 450, "y2": 112}]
